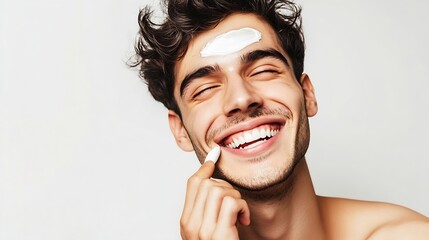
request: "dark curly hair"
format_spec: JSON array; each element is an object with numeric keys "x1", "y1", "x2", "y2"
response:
[{"x1": 131, "y1": 0, "x2": 305, "y2": 116}]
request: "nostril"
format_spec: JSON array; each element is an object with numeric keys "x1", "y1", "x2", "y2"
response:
[
  {"x1": 223, "y1": 89, "x2": 263, "y2": 116},
  {"x1": 248, "y1": 102, "x2": 260, "y2": 109},
  {"x1": 228, "y1": 108, "x2": 241, "y2": 115}
]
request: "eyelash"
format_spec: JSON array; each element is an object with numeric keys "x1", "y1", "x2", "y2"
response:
[
  {"x1": 193, "y1": 85, "x2": 219, "y2": 99},
  {"x1": 251, "y1": 69, "x2": 279, "y2": 77},
  {"x1": 190, "y1": 69, "x2": 279, "y2": 99}
]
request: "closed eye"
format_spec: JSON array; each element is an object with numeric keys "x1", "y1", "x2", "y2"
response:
[
  {"x1": 250, "y1": 69, "x2": 280, "y2": 77},
  {"x1": 192, "y1": 85, "x2": 219, "y2": 99}
]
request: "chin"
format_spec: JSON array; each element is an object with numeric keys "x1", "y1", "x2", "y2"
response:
[
  {"x1": 215, "y1": 152, "x2": 300, "y2": 189},
  {"x1": 215, "y1": 157, "x2": 302, "y2": 201}
]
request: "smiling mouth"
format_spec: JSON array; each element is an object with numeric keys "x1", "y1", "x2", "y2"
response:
[{"x1": 221, "y1": 124, "x2": 281, "y2": 150}]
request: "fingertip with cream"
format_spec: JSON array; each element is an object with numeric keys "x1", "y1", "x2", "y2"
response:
[{"x1": 204, "y1": 145, "x2": 221, "y2": 164}]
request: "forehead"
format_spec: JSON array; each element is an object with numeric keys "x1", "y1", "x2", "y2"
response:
[{"x1": 174, "y1": 13, "x2": 284, "y2": 85}]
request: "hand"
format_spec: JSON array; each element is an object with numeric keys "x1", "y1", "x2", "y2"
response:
[{"x1": 180, "y1": 161, "x2": 251, "y2": 240}]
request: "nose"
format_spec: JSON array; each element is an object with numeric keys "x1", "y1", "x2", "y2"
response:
[{"x1": 223, "y1": 77, "x2": 263, "y2": 117}]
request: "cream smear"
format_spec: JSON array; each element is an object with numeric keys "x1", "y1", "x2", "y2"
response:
[
  {"x1": 204, "y1": 145, "x2": 221, "y2": 164},
  {"x1": 200, "y1": 27, "x2": 262, "y2": 57}
]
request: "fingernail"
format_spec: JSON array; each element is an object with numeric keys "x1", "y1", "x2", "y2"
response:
[{"x1": 204, "y1": 145, "x2": 221, "y2": 164}]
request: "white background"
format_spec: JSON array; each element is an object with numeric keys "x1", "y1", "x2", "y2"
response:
[{"x1": 1, "y1": 0, "x2": 428, "y2": 239}]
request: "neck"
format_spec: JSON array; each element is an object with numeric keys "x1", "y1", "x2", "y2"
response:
[{"x1": 237, "y1": 159, "x2": 326, "y2": 240}]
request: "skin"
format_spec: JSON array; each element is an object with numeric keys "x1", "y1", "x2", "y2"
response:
[{"x1": 167, "y1": 13, "x2": 429, "y2": 240}]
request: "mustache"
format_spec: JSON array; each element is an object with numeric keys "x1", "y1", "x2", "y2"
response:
[{"x1": 206, "y1": 107, "x2": 291, "y2": 143}]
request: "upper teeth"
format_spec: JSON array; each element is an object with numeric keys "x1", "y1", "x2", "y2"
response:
[{"x1": 226, "y1": 128, "x2": 279, "y2": 149}]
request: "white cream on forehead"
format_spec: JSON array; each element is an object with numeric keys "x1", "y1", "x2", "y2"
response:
[{"x1": 200, "y1": 27, "x2": 262, "y2": 57}]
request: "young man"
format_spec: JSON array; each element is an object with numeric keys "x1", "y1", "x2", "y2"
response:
[{"x1": 132, "y1": 0, "x2": 429, "y2": 239}]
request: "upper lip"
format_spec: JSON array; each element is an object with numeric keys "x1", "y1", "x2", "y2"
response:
[{"x1": 213, "y1": 116, "x2": 286, "y2": 146}]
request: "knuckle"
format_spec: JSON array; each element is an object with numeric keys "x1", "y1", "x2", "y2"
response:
[
  {"x1": 180, "y1": 228, "x2": 189, "y2": 239},
  {"x1": 222, "y1": 195, "x2": 238, "y2": 208},
  {"x1": 209, "y1": 185, "x2": 225, "y2": 199},
  {"x1": 179, "y1": 217, "x2": 187, "y2": 229},
  {"x1": 234, "y1": 189, "x2": 242, "y2": 199},
  {"x1": 198, "y1": 229, "x2": 210, "y2": 240},
  {"x1": 200, "y1": 178, "x2": 212, "y2": 188},
  {"x1": 181, "y1": 222, "x2": 197, "y2": 238},
  {"x1": 187, "y1": 175, "x2": 201, "y2": 187}
]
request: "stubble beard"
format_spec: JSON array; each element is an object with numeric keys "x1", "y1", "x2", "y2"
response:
[
  {"x1": 214, "y1": 114, "x2": 310, "y2": 202},
  {"x1": 190, "y1": 107, "x2": 311, "y2": 201}
]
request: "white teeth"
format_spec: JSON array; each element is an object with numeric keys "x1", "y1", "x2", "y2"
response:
[
  {"x1": 260, "y1": 128, "x2": 267, "y2": 138},
  {"x1": 251, "y1": 128, "x2": 260, "y2": 139},
  {"x1": 239, "y1": 136, "x2": 245, "y2": 145},
  {"x1": 232, "y1": 139, "x2": 238, "y2": 148},
  {"x1": 232, "y1": 138, "x2": 237, "y2": 148},
  {"x1": 225, "y1": 127, "x2": 281, "y2": 149},
  {"x1": 244, "y1": 132, "x2": 253, "y2": 142},
  {"x1": 243, "y1": 139, "x2": 265, "y2": 149}
]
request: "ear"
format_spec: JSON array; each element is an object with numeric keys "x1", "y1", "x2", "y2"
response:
[
  {"x1": 300, "y1": 73, "x2": 318, "y2": 117},
  {"x1": 168, "y1": 110, "x2": 194, "y2": 152}
]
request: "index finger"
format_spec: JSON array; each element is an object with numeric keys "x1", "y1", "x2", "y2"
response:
[
  {"x1": 194, "y1": 161, "x2": 216, "y2": 179},
  {"x1": 194, "y1": 145, "x2": 221, "y2": 179},
  {"x1": 181, "y1": 145, "x2": 221, "y2": 222}
]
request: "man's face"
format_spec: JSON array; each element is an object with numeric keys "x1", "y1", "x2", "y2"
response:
[{"x1": 169, "y1": 13, "x2": 317, "y2": 191}]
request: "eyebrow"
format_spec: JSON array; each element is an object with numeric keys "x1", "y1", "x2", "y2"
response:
[
  {"x1": 241, "y1": 48, "x2": 290, "y2": 67},
  {"x1": 179, "y1": 49, "x2": 290, "y2": 98}
]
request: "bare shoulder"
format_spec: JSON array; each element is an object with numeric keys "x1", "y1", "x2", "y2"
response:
[
  {"x1": 367, "y1": 219, "x2": 429, "y2": 240},
  {"x1": 317, "y1": 196, "x2": 429, "y2": 240}
]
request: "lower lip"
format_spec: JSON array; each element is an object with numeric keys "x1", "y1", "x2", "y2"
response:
[{"x1": 220, "y1": 127, "x2": 283, "y2": 158}]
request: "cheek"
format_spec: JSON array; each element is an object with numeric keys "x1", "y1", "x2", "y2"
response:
[
  {"x1": 256, "y1": 81, "x2": 303, "y2": 107},
  {"x1": 183, "y1": 100, "x2": 221, "y2": 142}
]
